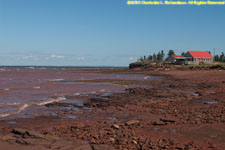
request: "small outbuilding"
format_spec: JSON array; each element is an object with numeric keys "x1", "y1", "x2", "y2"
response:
[{"x1": 167, "y1": 55, "x2": 184, "y2": 64}]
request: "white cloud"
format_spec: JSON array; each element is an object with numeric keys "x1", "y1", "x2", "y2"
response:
[
  {"x1": 50, "y1": 54, "x2": 65, "y2": 59},
  {"x1": 22, "y1": 55, "x2": 33, "y2": 59},
  {"x1": 77, "y1": 57, "x2": 85, "y2": 61},
  {"x1": 128, "y1": 57, "x2": 136, "y2": 61},
  {"x1": 21, "y1": 55, "x2": 39, "y2": 60}
]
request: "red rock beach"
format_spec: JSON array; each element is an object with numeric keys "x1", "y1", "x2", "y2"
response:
[{"x1": 0, "y1": 67, "x2": 225, "y2": 150}]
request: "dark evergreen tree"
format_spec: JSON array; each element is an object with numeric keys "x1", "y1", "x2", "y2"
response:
[
  {"x1": 161, "y1": 50, "x2": 165, "y2": 61},
  {"x1": 214, "y1": 55, "x2": 220, "y2": 62},
  {"x1": 220, "y1": 52, "x2": 224, "y2": 62},
  {"x1": 181, "y1": 52, "x2": 188, "y2": 56},
  {"x1": 156, "y1": 52, "x2": 163, "y2": 62},
  {"x1": 147, "y1": 55, "x2": 153, "y2": 62},
  {"x1": 152, "y1": 53, "x2": 156, "y2": 62},
  {"x1": 143, "y1": 56, "x2": 146, "y2": 61},
  {"x1": 168, "y1": 50, "x2": 175, "y2": 56}
]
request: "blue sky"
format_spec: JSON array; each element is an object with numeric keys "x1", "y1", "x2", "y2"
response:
[{"x1": 0, "y1": 0, "x2": 225, "y2": 66}]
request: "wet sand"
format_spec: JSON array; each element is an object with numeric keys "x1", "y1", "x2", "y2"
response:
[{"x1": 0, "y1": 68, "x2": 225, "y2": 150}]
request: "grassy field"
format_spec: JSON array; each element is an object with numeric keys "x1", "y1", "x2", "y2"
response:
[{"x1": 189, "y1": 63, "x2": 225, "y2": 70}]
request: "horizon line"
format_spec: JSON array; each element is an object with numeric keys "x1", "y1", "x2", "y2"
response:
[{"x1": 0, "y1": 65, "x2": 128, "y2": 68}]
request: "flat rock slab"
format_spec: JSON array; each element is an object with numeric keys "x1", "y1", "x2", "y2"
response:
[
  {"x1": 160, "y1": 118, "x2": 177, "y2": 123},
  {"x1": 91, "y1": 97, "x2": 110, "y2": 102},
  {"x1": 92, "y1": 144, "x2": 115, "y2": 150},
  {"x1": 74, "y1": 144, "x2": 92, "y2": 150}
]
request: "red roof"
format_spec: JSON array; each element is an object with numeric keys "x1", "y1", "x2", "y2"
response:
[
  {"x1": 172, "y1": 55, "x2": 184, "y2": 58},
  {"x1": 188, "y1": 51, "x2": 213, "y2": 59}
]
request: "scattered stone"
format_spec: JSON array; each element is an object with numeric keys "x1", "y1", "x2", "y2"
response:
[
  {"x1": 175, "y1": 146, "x2": 184, "y2": 150},
  {"x1": 208, "y1": 142, "x2": 216, "y2": 148},
  {"x1": 175, "y1": 143, "x2": 185, "y2": 150},
  {"x1": 109, "y1": 137, "x2": 115, "y2": 143},
  {"x1": 125, "y1": 120, "x2": 140, "y2": 126},
  {"x1": 132, "y1": 140, "x2": 137, "y2": 145},
  {"x1": 90, "y1": 138, "x2": 96, "y2": 144},
  {"x1": 204, "y1": 101, "x2": 218, "y2": 104},
  {"x1": 15, "y1": 139, "x2": 29, "y2": 145},
  {"x1": 111, "y1": 124, "x2": 120, "y2": 130},
  {"x1": 71, "y1": 123, "x2": 86, "y2": 129},
  {"x1": 152, "y1": 120, "x2": 165, "y2": 126},
  {"x1": 11, "y1": 128, "x2": 30, "y2": 138},
  {"x1": 210, "y1": 91, "x2": 216, "y2": 94},
  {"x1": 160, "y1": 118, "x2": 177, "y2": 123},
  {"x1": 192, "y1": 91, "x2": 202, "y2": 96}
]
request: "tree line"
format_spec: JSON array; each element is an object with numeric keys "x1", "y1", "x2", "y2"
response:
[
  {"x1": 137, "y1": 50, "x2": 175, "y2": 63},
  {"x1": 214, "y1": 52, "x2": 225, "y2": 62}
]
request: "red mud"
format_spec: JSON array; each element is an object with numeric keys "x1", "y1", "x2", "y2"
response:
[{"x1": 0, "y1": 68, "x2": 225, "y2": 150}]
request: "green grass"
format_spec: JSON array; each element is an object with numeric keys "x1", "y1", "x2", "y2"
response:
[{"x1": 189, "y1": 63, "x2": 225, "y2": 70}]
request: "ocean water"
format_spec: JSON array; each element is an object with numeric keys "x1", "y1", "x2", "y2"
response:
[{"x1": 0, "y1": 67, "x2": 157, "y2": 119}]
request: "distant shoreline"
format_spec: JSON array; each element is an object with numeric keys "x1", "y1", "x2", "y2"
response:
[{"x1": 0, "y1": 66, "x2": 128, "y2": 69}]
